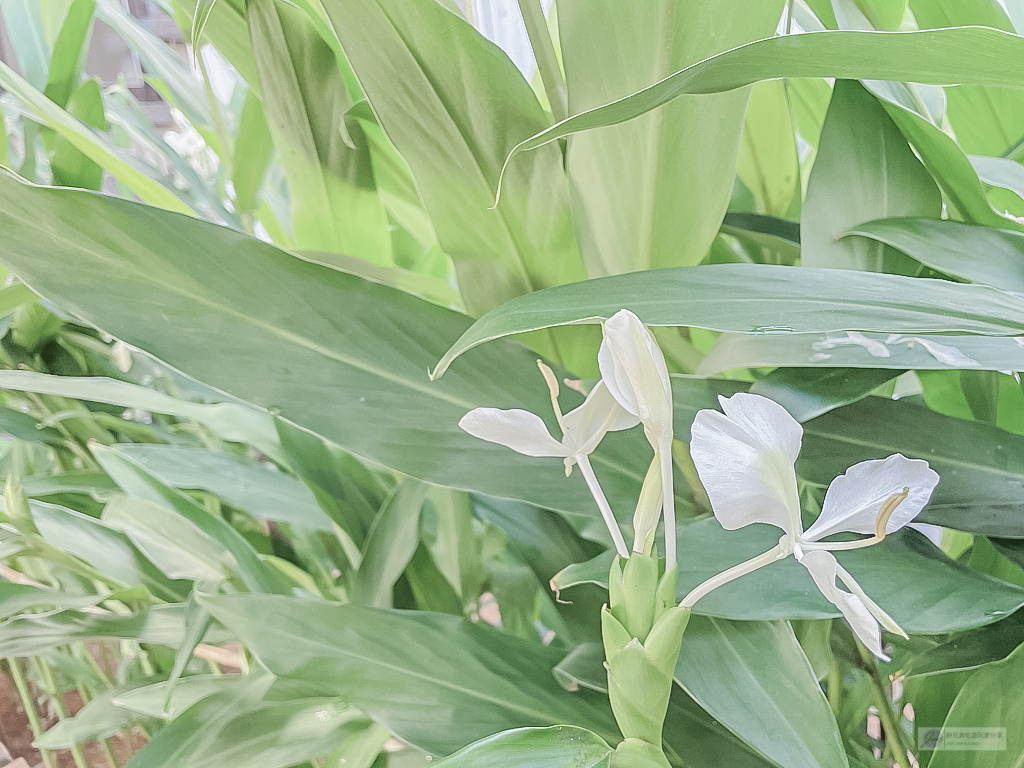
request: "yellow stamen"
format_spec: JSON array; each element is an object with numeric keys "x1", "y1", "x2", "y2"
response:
[
  {"x1": 875, "y1": 487, "x2": 910, "y2": 539},
  {"x1": 536, "y1": 360, "x2": 564, "y2": 424}
]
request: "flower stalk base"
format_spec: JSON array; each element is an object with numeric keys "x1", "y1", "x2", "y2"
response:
[{"x1": 603, "y1": 554, "x2": 690, "y2": 766}]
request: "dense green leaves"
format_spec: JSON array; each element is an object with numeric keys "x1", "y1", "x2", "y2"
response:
[
  {"x1": 432, "y1": 727, "x2": 612, "y2": 768},
  {"x1": 198, "y1": 593, "x2": 619, "y2": 754}
]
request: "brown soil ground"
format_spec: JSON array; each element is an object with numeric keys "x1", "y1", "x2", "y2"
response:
[{"x1": 0, "y1": 669, "x2": 138, "y2": 768}]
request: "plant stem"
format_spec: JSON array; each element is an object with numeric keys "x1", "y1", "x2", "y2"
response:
[
  {"x1": 515, "y1": 0, "x2": 568, "y2": 123},
  {"x1": 32, "y1": 656, "x2": 92, "y2": 768},
  {"x1": 576, "y1": 455, "x2": 630, "y2": 558},
  {"x1": 855, "y1": 640, "x2": 913, "y2": 768},
  {"x1": 678, "y1": 544, "x2": 783, "y2": 608},
  {"x1": 826, "y1": 658, "x2": 842, "y2": 715},
  {"x1": 5, "y1": 658, "x2": 58, "y2": 768}
]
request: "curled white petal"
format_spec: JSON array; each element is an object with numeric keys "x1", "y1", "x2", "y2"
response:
[
  {"x1": 799, "y1": 549, "x2": 889, "y2": 661},
  {"x1": 597, "y1": 310, "x2": 672, "y2": 436},
  {"x1": 804, "y1": 454, "x2": 939, "y2": 541},
  {"x1": 560, "y1": 380, "x2": 640, "y2": 456},
  {"x1": 458, "y1": 408, "x2": 568, "y2": 457},
  {"x1": 689, "y1": 393, "x2": 803, "y2": 533}
]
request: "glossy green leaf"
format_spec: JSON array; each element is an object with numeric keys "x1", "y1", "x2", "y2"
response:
[
  {"x1": 559, "y1": 0, "x2": 785, "y2": 274},
  {"x1": 928, "y1": 642, "x2": 1024, "y2": 767},
  {"x1": 500, "y1": 27, "x2": 1024, "y2": 171},
  {"x1": 112, "y1": 674, "x2": 246, "y2": 719},
  {"x1": 970, "y1": 154, "x2": 1024, "y2": 201},
  {"x1": 248, "y1": 0, "x2": 392, "y2": 262},
  {"x1": 554, "y1": 521, "x2": 1024, "y2": 631},
  {"x1": 0, "y1": 180, "x2": 656, "y2": 531},
  {"x1": 903, "y1": 610, "x2": 1024, "y2": 678},
  {"x1": 51, "y1": 78, "x2": 106, "y2": 190},
  {"x1": 802, "y1": 80, "x2": 940, "y2": 271},
  {"x1": 112, "y1": 444, "x2": 333, "y2": 531},
  {"x1": 231, "y1": 90, "x2": 273, "y2": 218},
  {"x1": 675, "y1": 617, "x2": 847, "y2": 768},
  {"x1": 434, "y1": 264, "x2": 1024, "y2": 376},
  {"x1": 0, "y1": 0, "x2": 49, "y2": 88},
  {"x1": 845, "y1": 217, "x2": 1024, "y2": 291},
  {"x1": 697, "y1": 332, "x2": 1024, "y2": 375},
  {"x1": 749, "y1": 367, "x2": 900, "y2": 421},
  {"x1": 198, "y1": 592, "x2": 619, "y2": 755},
  {"x1": 351, "y1": 480, "x2": 427, "y2": 608},
  {"x1": 431, "y1": 727, "x2": 612, "y2": 768},
  {"x1": 0, "y1": 582, "x2": 120, "y2": 620},
  {"x1": 322, "y1": 0, "x2": 586, "y2": 314}
]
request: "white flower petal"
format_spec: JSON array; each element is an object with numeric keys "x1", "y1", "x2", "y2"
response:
[
  {"x1": 718, "y1": 392, "x2": 803, "y2": 463},
  {"x1": 458, "y1": 408, "x2": 568, "y2": 457},
  {"x1": 560, "y1": 380, "x2": 640, "y2": 456},
  {"x1": 799, "y1": 549, "x2": 888, "y2": 661},
  {"x1": 689, "y1": 397, "x2": 802, "y2": 532},
  {"x1": 835, "y1": 562, "x2": 908, "y2": 640},
  {"x1": 597, "y1": 310, "x2": 672, "y2": 436},
  {"x1": 804, "y1": 454, "x2": 939, "y2": 541}
]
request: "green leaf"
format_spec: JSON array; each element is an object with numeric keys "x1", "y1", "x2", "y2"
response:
[
  {"x1": 434, "y1": 264, "x2": 1024, "y2": 376},
  {"x1": 499, "y1": 27, "x2": 1024, "y2": 174},
  {"x1": 31, "y1": 500, "x2": 190, "y2": 602},
  {"x1": 903, "y1": 610, "x2": 1024, "y2": 678},
  {"x1": 0, "y1": 79, "x2": 191, "y2": 212},
  {"x1": 247, "y1": 0, "x2": 393, "y2": 262},
  {"x1": 198, "y1": 592, "x2": 619, "y2": 754},
  {"x1": 111, "y1": 444, "x2": 334, "y2": 531},
  {"x1": 350, "y1": 480, "x2": 427, "y2": 608},
  {"x1": 555, "y1": 521, "x2": 1024, "y2": 631},
  {"x1": 802, "y1": 396, "x2": 1024, "y2": 537},
  {"x1": 124, "y1": 676, "x2": 364, "y2": 768},
  {"x1": 0, "y1": 603, "x2": 191, "y2": 656},
  {"x1": 0, "y1": 180, "x2": 656, "y2": 533},
  {"x1": 928, "y1": 642, "x2": 1024, "y2": 767},
  {"x1": 102, "y1": 494, "x2": 235, "y2": 581},
  {"x1": 845, "y1": 217, "x2": 1024, "y2": 291},
  {"x1": 675, "y1": 617, "x2": 847, "y2": 768},
  {"x1": 231, "y1": 90, "x2": 273, "y2": 218},
  {"x1": 558, "y1": 0, "x2": 785, "y2": 274},
  {"x1": 322, "y1": 0, "x2": 586, "y2": 314},
  {"x1": 43, "y1": 0, "x2": 96, "y2": 109},
  {"x1": 431, "y1": 727, "x2": 612, "y2": 768},
  {"x1": 970, "y1": 154, "x2": 1024, "y2": 201},
  {"x1": 736, "y1": 79, "x2": 800, "y2": 218},
  {"x1": 0, "y1": 370, "x2": 281, "y2": 459},
  {"x1": 698, "y1": 331, "x2": 1024, "y2": 375},
  {"x1": 749, "y1": 367, "x2": 900, "y2": 421},
  {"x1": 0, "y1": 0, "x2": 50, "y2": 88},
  {"x1": 51, "y1": 78, "x2": 107, "y2": 190},
  {"x1": 92, "y1": 444, "x2": 293, "y2": 594},
  {"x1": 802, "y1": 80, "x2": 940, "y2": 271},
  {"x1": 0, "y1": 582, "x2": 121, "y2": 620}
]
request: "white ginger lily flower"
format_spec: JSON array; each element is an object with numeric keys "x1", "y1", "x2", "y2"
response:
[
  {"x1": 598, "y1": 310, "x2": 677, "y2": 563},
  {"x1": 459, "y1": 361, "x2": 638, "y2": 557},
  {"x1": 684, "y1": 392, "x2": 939, "y2": 660}
]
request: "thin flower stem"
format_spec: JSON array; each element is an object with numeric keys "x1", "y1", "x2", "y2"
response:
[
  {"x1": 679, "y1": 545, "x2": 784, "y2": 609},
  {"x1": 660, "y1": 442, "x2": 676, "y2": 568},
  {"x1": 5, "y1": 658, "x2": 58, "y2": 768},
  {"x1": 515, "y1": 0, "x2": 568, "y2": 123},
  {"x1": 576, "y1": 455, "x2": 630, "y2": 558},
  {"x1": 855, "y1": 639, "x2": 914, "y2": 768}
]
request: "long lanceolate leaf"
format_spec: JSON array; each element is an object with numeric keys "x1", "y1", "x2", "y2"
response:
[
  {"x1": 496, "y1": 26, "x2": 1024, "y2": 191},
  {"x1": 433, "y1": 264, "x2": 1024, "y2": 376},
  {"x1": 0, "y1": 177, "x2": 653, "y2": 527}
]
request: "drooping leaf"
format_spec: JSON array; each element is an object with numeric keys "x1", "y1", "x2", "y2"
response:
[{"x1": 434, "y1": 264, "x2": 1024, "y2": 376}]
